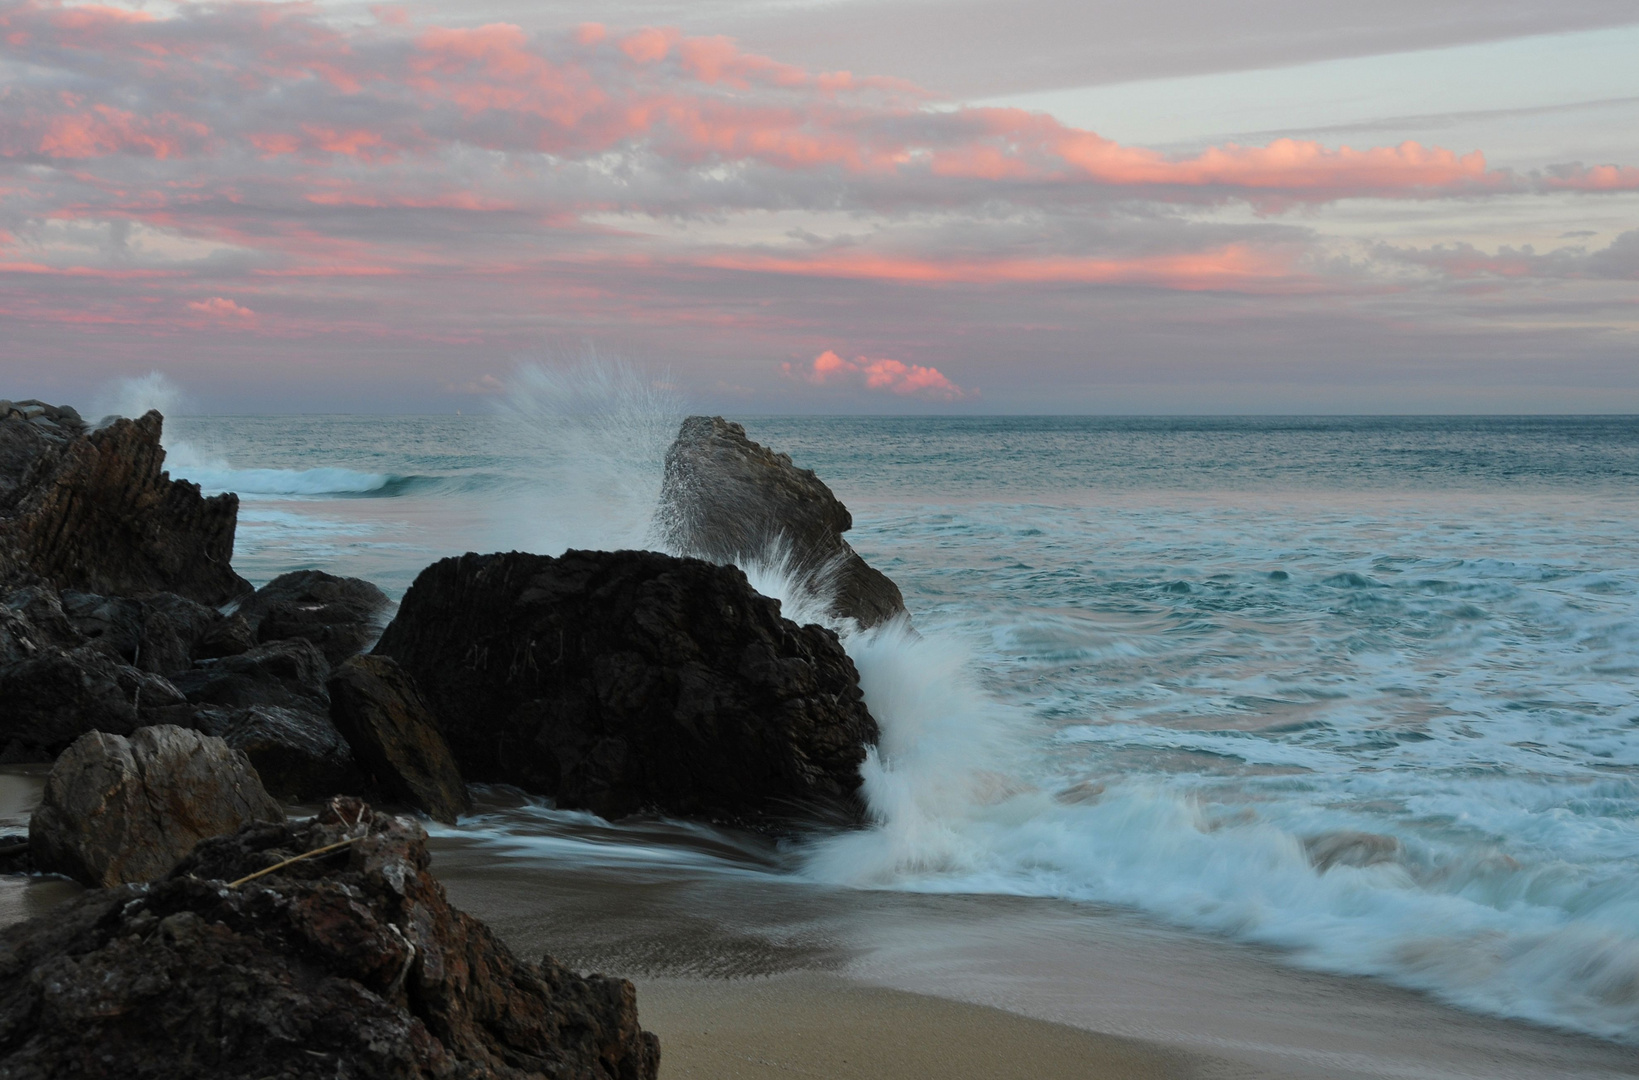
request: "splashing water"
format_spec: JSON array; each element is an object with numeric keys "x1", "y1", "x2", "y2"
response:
[
  {"x1": 486, "y1": 359, "x2": 683, "y2": 556},
  {"x1": 136, "y1": 407, "x2": 1639, "y2": 1042}
]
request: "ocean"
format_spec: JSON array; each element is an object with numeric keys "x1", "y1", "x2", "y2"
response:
[{"x1": 153, "y1": 396, "x2": 1639, "y2": 1075}]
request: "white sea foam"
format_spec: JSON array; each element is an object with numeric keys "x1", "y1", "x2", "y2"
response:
[
  {"x1": 485, "y1": 357, "x2": 682, "y2": 555},
  {"x1": 90, "y1": 370, "x2": 184, "y2": 425}
]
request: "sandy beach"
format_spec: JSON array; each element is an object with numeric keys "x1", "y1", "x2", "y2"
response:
[{"x1": 636, "y1": 973, "x2": 1208, "y2": 1080}]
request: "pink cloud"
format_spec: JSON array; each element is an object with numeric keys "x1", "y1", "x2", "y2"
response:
[
  {"x1": 784, "y1": 350, "x2": 973, "y2": 401},
  {"x1": 187, "y1": 297, "x2": 256, "y2": 321}
]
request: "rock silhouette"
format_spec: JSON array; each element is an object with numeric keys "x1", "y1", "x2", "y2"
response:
[{"x1": 375, "y1": 549, "x2": 878, "y2": 823}]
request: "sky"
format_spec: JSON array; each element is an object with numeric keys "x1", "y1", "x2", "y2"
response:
[{"x1": 1, "y1": 0, "x2": 1636, "y2": 414}]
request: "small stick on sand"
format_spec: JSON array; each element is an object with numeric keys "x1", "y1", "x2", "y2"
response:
[{"x1": 227, "y1": 837, "x2": 360, "y2": 888}]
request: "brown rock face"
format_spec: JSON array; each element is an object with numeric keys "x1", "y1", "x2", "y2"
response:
[
  {"x1": 27, "y1": 725, "x2": 284, "y2": 888},
  {"x1": 0, "y1": 798, "x2": 661, "y2": 1080},
  {"x1": 374, "y1": 549, "x2": 879, "y2": 824},
  {"x1": 0, "y1": 409, "x2": 251, "y2": 606},
  {"x1": 328, "y1": 655, "x2": 470, "y2": 824},
  {"x1": 657, "y1": 415, "x2": 908, "y2": 629}
]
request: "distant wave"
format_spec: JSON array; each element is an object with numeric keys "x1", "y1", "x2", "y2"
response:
[
  {"x1": 181, "y1": 464, "x2": 394, "y2": 496},
  {"x1": 176, "y1": 464, "x2": 516, "y2": 499}
]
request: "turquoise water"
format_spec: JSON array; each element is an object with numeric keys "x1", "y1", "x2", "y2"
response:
[{"x1": 165, "y1": 409, "x2": 1639, "y2": 1042}]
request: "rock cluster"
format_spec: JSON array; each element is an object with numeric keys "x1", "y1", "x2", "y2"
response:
[
  {"x1": 375, "y1": 548, "x2": 879, "y2": 823},
  {"x1": 0, "y1": 797, "x2": 660, "y2": 1080},
  {"x1": 658, "y1": 415, "x2": 908, "y2": 629}
]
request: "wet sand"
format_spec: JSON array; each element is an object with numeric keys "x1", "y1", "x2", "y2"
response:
[{"x1": 637, "y1": 972, "x2": 1209, "y2": 1080}]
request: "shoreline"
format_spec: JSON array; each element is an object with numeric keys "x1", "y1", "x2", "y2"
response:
[{"x1": 635, "y1": 971, "x2": 1210, "y2": 1080}]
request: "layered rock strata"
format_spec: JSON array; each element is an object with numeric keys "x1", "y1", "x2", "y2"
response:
[{"x1": 0, "y1": 409, "x2": 251, "y2": 606}]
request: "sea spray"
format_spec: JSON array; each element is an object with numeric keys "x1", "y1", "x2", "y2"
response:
[{"x1": 489, "y1": 359, "x2": 682, "y2": 555}]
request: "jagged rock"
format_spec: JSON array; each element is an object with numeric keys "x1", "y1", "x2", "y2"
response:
[
  {"x1": 0, "y1": 798, "x2": 661, "y2": 1079},
  {"x1": 374, "y1": 549, "x2": 878, "y2": 823},
  {"x1": 240, "y1": 569, "x2": 391, "y2": 665},
  {"x1": 27, "y1": 725, "x2": 283, "y2": 888},
  {"x1": 0, "y1": 409, "x2": 250, "y2": 605},
  {"x1": 191, "y1": 704, "x2": 359, "y2": 801},
  {"x1": 328, "y1": 655, "x2": 470, "y2": 824},
  {"x1": 658, "y1": 415, "x2": 908, "y2": 629}
]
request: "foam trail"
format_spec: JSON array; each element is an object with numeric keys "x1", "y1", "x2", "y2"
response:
[
  {"x1": 799, "y1": 615, "x2": 1639, "y2": 1041},
  {"x1": 487, "y1": 358, "x2": 683, "y2": 555}
]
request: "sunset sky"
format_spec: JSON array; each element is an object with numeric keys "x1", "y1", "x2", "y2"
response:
[{"x1": 2, "y1": 0, "x2": 1637, "y2": 413}]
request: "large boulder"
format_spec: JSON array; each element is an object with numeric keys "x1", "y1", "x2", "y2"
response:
[
  {"x1": 239, "y1": 569, "x2": 391, "y2": 665},
  {"x1": 27, "y1": 725, "x2": 283, "y2": 888},
  {"x1": 0, "y1": 408, "x2": 250, "y2": 605},
  {"x1": 657, "y1": 415, "x2": 907, "y2": 629},
  {"x1": 374, "y1": 549, "x2": 878, "y2": 823},
  {"x1": 0, "y1": 798, "x2": 661, "y2": 1080},
  {"x1": 328, "y1": 655, "x2": 470, "y2": 824},
  {"x1": 60, "y1": 588, "x2": 253, "y2": 675}
]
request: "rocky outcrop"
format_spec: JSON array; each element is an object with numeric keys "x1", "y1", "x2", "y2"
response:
[
  {"x1": 328, "y1": 655, "x2": 470, "y2": 824},
  {"x1": 658, "y1": 415, "x2": 907, "y2": 629},
  {"x1": 27, "y1": 725, "x2": 284, "y2": 888},
  {"x1": 240, "y1": 569, "x2": 392, "y2": 665},
  {"x1": 374, "y1": 549, "x2": 878, "y2": 823},
  {"x1": 0, "y1": 408, "x2": 250, "y2": 606},
  {"x1": 0, "y1": 797, "x2": 661, "y2": 1079}
]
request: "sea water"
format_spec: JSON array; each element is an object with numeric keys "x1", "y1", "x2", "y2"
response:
[{"x1": 160, "y1": 405, "x2": 1639, "y2": 1052}]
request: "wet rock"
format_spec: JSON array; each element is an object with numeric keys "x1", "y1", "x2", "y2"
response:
[
  {"x1": 375, "y1": 549, "x2": 878, "y2": 824},
  {"x1": 0, "y1": 409, "x2": 250, "y2": 605},
  {"x1": 27, "y1": 725, "x2": 284, "y2": 888},
  {"x1": 58, "y1": 588, "x2": 254, "y2": 674},
  {"x1": 0, "y1": 798, "x2": 661, "y2": 1079},
  {"x1": 169, "y1": 636, "x2": 332, "y2": 714},
  {"x1": 658, "y1": 415, "x2": 908, "y2": 629},
  {"x1": 240, "y1": 569, "x2": 391, "y2": 665},
  {"x1": 328, "y1": 655, "x2": 470, "y2": 824},
  {"x1": 191, "y1": 704, "x2": 359, "y2": 801}
]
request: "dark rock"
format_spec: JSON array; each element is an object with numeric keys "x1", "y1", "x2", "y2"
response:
[
  {"x1": 0, "y1": 647, "x2": 144, "y2": 762},
  {"x1": 168, "y1": 638, "x2": 356, "y2": 797},
  {"x1": 169, "y1": 636, "x2": 332, "y2": 713},
  {"x1": 0, "y1": 833, "x2": 29, "y2": 874},
  {"x1": 191, "y1": 704, "x2": 360, "y2": 801},
  {"x1": 136, "y1": 590, "x2": 255, "y2": 670},
  {"x1": 59, "y1": 588, "x2": 144, "y2": 660},
  {"x1": 328, "y1": 655, "x2": 470, "y2": 824},
  {"x1": 658, "y1": 415, "x2": 908, "y2": 629},
  {"x1": 374, "y1": 549, "x2": 878, "y2": 823},
  {"x1": 0, "y1": 409, "x2": 251, "y2": 605},
  {"x1": 0, "y1": 798, "x2": 661, "y2": 1079},
  {"x1": 27, "y1": 725, "x2": 284, "y2": 888},
  {"x1": 2, "y1": 585, "x2": 78, "y2": 650},
  {"x1": 240, "y1": 569, "x2": 392, "y2": 665}
]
